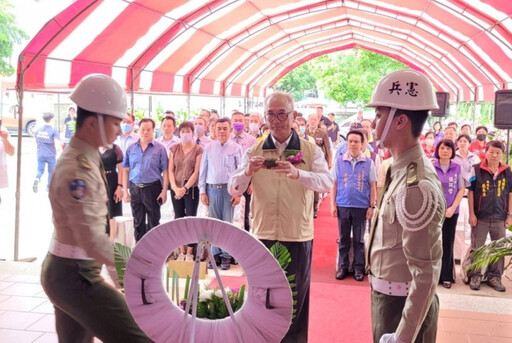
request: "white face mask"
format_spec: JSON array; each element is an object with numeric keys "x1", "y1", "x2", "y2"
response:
[
  {"x1": 249, "y1": 122, "x2": 259, "y2": 132},
  {"x1": 194, "y1": 125, "x2": 204, "y2": 135},
  {"x1": 180, "y1": 132, "x2": 193, "y2": 143}
]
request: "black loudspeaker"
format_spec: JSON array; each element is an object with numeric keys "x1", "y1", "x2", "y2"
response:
[
  {"x1": 494, "y1": 90, "x2": 512, "y2": 129},
  {"x1": 431, "y1": 92, "x2": 450, "y2": 117}
]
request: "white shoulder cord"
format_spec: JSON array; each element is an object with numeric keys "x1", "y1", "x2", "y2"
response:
[
  {"x1": 396, "y1": 180, "x2": 440, "y2": 231},
  {"x1": 179, "y1": 238, "x2": 245, "y2": 343}
]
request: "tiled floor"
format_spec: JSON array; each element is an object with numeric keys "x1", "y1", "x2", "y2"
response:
[{"x1": 0, "y1": 261, "x2": 511, "y2": 343}]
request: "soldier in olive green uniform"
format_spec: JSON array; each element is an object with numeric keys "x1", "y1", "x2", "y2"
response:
[
  {"x1": 40, "y1": 74, "x2": 152, "y2": 343},
  {"x1": 365, "y1": 70, "x2": 445, "y2": 343}
]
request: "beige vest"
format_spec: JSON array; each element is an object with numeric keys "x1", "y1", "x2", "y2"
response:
[{"x1": 251, "y1": 138, "x2": 316, "y2": 241}]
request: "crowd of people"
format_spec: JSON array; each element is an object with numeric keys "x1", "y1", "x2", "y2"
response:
[{"x1": 36, "y1": 71, "x2": 512, "y2": 343}]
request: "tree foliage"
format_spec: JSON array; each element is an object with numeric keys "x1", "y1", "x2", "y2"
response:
[
  {"x1": 274, "y1": 63, "x2": 317, "y2": 101},
  {"x1": 310, "y1": 48, "x2": 406, "y2": 106},
  {"x1": 0, "y1": 0, "x2": 28, "y2": 76}
]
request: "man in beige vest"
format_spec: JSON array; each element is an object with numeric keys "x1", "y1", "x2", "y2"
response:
[
  {"x1": 229, "y1": 91, "x2": 333, "y2": 343},
  {"x1": 366, "y1": 70, "x2": 445, "y2": 343}
]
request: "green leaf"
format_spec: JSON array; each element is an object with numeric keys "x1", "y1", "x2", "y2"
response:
[
  {"x1": 235, "y1": 284, "x2": 245, "y2": 311},
  {"x1": 468, "y1": 236, "x2": 512, "y2": 273},
  {"x1": 184, "y1": 276, "x2": 190, "y2": 302},
  {"x1": 270, "y1": 242, "x2": 291, "y2": 270},
  {"x1": 113, "y1": 242, "x2": 132, "y2": 288},
  {"x1": 270, "y1": 242, "x2": 297, "y2": 320}
]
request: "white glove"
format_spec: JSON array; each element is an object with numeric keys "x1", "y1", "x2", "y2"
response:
[{"x1": 379, "y1": 333, "x2": 403, "y2": 343}]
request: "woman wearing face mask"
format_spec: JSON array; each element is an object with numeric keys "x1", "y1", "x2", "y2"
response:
[
  {"x1": 168, "y1": 121, "x2": 204, "y2": 261},
  {"x1": 422, "y1": 131, "x2": 436, "y2": 159},
  {"x1": 469, "y1": 125, "x2": 488, "y2": 161},
  {"x1": 433, "y1": 120, "x2": 444, "y2": 147}
]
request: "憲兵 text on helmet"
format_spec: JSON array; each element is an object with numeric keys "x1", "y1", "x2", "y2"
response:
[
  {"x1": 70, "y1": 74, "x2": 127, "y2": 119},
  {"x1": 366, "y1": 69, "x2": 439, "y2": 111}
]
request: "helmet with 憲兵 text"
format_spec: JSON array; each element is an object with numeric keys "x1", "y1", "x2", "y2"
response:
[
  {"x1": 70, "y1": 74, "x2": 127, "y2": 120},
  {"x1": 366, "y1": 69, "x2": 439, "y2": 111}
]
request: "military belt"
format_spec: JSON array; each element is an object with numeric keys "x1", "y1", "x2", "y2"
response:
[
  {"x1": 49, "y1": 237, "x2": 93, "y2": 260},
  {"x1": 369, "y1": 275, "x2": 409, "y2": 297}
]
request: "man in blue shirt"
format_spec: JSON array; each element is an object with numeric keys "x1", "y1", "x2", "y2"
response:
[
  {"x1": 122, "y1": 118, "x2": 168, "y2": 242},
  {"x1": 33, "y1": 112, "x2": 61, "y2": 193},
  {"x1": 199, "y1": 117, "x2": 242, "y2": 270},
  {"x1": 331, "y1": 129, "x2": 376, "y2": 281}
]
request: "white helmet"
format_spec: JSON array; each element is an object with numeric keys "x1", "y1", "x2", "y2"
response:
[
  {"x1": 366, "y1": 69, "x2": 439, "y2": 111},
  {"x1": 70, "y1": 74, "x2": 127, "y2": 119}
]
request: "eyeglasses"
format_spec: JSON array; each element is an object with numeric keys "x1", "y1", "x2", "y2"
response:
[{"x1": 265, "y1": 111, "x2": 292, "y2": 122}]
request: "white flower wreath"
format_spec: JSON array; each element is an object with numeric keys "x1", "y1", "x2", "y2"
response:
[{"x1": 124, "y1": 217, "x2": 293, "y2": 343}]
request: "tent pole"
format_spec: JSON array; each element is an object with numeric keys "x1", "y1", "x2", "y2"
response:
[
  {"x1": 130, "y1": 71, "x2": 135, "y2": 116},
  {"x1": 14, "y1": 60, "x2": 25, "y2": 262},
  {"x1": 187, "y1": 94, "x2": 191, "y2": 119},
  {"x1": 222, "y1": 96, "x2": 226, "y2": 118}
]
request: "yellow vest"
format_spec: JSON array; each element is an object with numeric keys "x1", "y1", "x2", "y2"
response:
[{"x1": 251, "y1": 134, "x2": 316, "y2": 241}]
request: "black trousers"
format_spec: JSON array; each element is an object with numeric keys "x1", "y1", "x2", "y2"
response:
[
  {"x1": 129, "y1": 181, "x2": 162, "y2": 242},
  {"x1": 243, "y1": 190, "x2": 251, "y2": 232},
  {"x1": 371, "y1": 291, "x2": 439, "y2": 343},
  {"x1": 440, "y1": 214, "x2": 458, "y2": 283},
  {"x1": 261, "y1": 239, "x2": 312, "y2": 343},
  {"x1": 171, "y1": 186, "x2": 199, "y2": 248},
  {"x1": 41, "y1": 254, "x2": 152, "y2": 343}
]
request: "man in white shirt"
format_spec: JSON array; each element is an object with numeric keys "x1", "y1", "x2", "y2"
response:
[
  {"x1": 229, "y1": 91, "x2": 333, "y2": 343},
  {"x1": 199, "y1": 117, "x2": 242, "y2": 270},
  {"x1": 156, "y1": 116, "x2": 180, "y2": 151}
]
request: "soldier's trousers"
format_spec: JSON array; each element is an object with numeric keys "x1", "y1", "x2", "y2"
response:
[
  {"x1": 41, "y1": 253, "x2": 152, "y2": 343},
  {"x1": 371, "y1": 290, "x2": 439, "y2": 343}
]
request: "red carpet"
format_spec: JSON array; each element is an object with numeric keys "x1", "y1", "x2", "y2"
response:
[
  {"x1": 309, "y1": 200, "x2": 372, "y2": 343},
  {"x1": 208, "y1": 197, "x2": 373, "y2": 342}
]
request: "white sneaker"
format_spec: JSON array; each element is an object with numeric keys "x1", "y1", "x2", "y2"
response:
[
  {"x1": 177, "y1": 253, "x2": 186, "y2": 261},
  {"x1": 186, "y1": 254, "x2": 194, "y2": 262}
]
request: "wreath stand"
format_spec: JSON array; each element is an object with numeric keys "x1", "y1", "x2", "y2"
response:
[{"x1": 124, "y1": 217, "x2": 293, "y2": 343}]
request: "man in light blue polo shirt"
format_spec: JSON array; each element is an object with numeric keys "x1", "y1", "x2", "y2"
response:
[
  {"x1": 33, "y1": 112, "x2": 61, "y2": 193},
  {"x1": 331, "y1": 129, "x2": 376, "y2": 281},
  {"x1": 199, "y1": 117, "x2": 242, "y2": 270},
  {"x1": 122, "y1": 118, "x2": 168, "y2": 242}
]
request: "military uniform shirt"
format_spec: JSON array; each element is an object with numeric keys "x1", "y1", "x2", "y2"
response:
[
  {"x1": 368, "y1": 144, "x2": 444, "y2": 342},
  {"x1": 48, "y1": 136, "x2": 114, "y2": 266}
]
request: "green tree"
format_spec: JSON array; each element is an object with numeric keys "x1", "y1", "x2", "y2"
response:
[
  {"x1": 310, "y1": 48, "x2": 406, "y2": 106},
  {"x1": 274, "y1": 63, "x2": 317, "y2": 101},
  {"x1": 0, "y1": 0, "x2": 28, "y2": 76}
]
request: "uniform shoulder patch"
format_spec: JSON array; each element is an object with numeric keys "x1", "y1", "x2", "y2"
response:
[
  {"x1": 69, "y1": 179, "x2": 87, "y2": 200},
  {"x1": 395, "y1": 179, "x2": 441, "y2": 232},
  {"x1": 77, "y1": 154, "x2": 91, "y2": 170},
  {"x1": 406, "y1": 162, "x2": 419, "y2": 186}
]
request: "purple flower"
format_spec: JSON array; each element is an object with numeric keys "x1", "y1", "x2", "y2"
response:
[{"x1": 286, "y1": 151, "x2": 304, "y2": 165}]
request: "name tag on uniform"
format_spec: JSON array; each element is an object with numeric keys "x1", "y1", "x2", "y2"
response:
[{"x1": 69, "y1": 179, "x2": 87, "y2": 200}]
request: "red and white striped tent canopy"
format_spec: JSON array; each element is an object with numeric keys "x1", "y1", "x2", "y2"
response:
[{"x1": 16, "y1": 0, "x2": 512, "y2": 102}]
